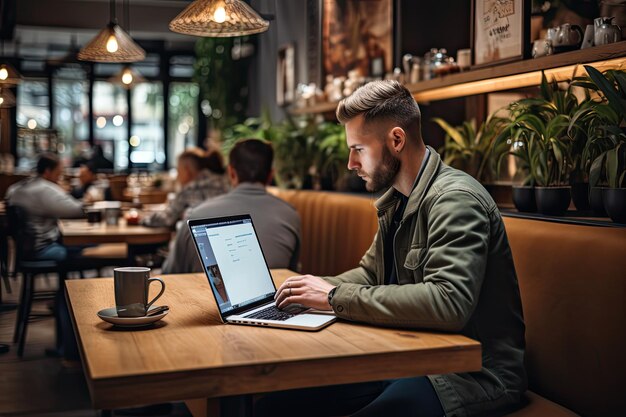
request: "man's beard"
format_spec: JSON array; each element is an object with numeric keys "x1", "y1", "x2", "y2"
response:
[{"x1": 361, "y1": 146, "x2": 401, "y2": 192}]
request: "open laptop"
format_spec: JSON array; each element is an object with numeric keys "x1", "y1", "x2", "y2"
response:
[{"x1": 188, "y1": 214, "x2": 336, "y2": 331}]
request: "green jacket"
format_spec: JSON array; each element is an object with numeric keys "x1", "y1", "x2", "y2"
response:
[{"x1": 325, "y1": 147, "x2": 527, "y2": 417}]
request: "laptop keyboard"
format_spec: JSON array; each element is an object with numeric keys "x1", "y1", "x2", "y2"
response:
[{"x1": 245, "y1": 306, "x2": 297, "y2": 321}]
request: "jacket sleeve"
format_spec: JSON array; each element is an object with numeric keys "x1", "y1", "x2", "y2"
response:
[
  {"x1": 329, "y1": 190, "x2": 490, "y2": 331},
  {"x1": 45, "y1": 185, "x2": 85, "y2": 218},
  {"x1": 323, "y1": 231, "x2": 381, "y2": 286},
  {"x1": 162, "y1": 221, "x2": 203, "y2": 274}
]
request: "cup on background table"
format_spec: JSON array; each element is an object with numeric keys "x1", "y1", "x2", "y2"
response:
[
  {"x1": 114, "y1": 267, "x2": 166, "y2": 317},
  {"x1": 105, "y1": 207, "x2": 121, "y2": 225},
  {"x1": 86, "y1": 208, "x2": 102, "y2": 223}
]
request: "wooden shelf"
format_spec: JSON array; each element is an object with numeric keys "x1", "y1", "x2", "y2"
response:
[{"x1": 289, "y1": 41, "x2": 626, "y2": 115}]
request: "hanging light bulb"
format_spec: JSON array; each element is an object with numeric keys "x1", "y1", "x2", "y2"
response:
[
  {"x1": 109, "y1": 65, "x2": 145, "y2": 89},
  {"x1": 213, "y1": 4, "x2": 227, "y2": 23},
  {"x1": 106, "y1": 35, "x2": 119, "y2": 53},
  {"x1": 0, "y1": 63, "x2": 21, "y2": 85},
  {"x1": 121, "y1": 68, "x2": 133, "y2": 85},
  {"x1": 169, "y1": 0, "x2": 269, "y2": 37},
  {"x1": 78, "y1": 0, "x2": 145, "y2": 63}
]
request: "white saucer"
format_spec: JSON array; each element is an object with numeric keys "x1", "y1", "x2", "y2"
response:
[{"x1": 97, "y1": 306, "x2": 168, "y2": 328}]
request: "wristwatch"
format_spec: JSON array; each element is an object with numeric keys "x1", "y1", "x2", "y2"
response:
[{"x1": 327, "y1": 287, "x2": 337, "y2": 306}]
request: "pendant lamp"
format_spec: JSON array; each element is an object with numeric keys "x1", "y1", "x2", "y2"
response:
[
  {"x1": 169, "y1": 0, "x2": 269, "y2": 37},
  {"x1": 0, "y1": 88, "x2": 16, "y2": 108},
  {"x1": 109, "y1": 65, "x2": 146, "y2": 89},
  {"x1": 0, "y1": 41, "x2": 21, "y2": 85},
  {"x1": 78, "y1": 0, "x2": 145, "y2": 63}
]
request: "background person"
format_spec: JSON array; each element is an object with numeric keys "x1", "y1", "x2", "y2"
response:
[
  {"x1": 6, "y1": 153, "x2": 85, "y2": 261},
  {"x1": 141, "y1": 147, "x2": 229, "y2": 228},
  {"x1": 261, "y1": 80, "x2": 527, "y2": 417},
  {"x1": 162, "y1": 139, "x2": 301, "y2": 274}
]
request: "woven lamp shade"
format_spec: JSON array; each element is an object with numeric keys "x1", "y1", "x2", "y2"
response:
[
  {"x1": 109, "y1": 66, "x2": 146, "y2": 89},
  {"x1": 78, "y1": 22, "x2": 146, "y2": 63},
  {"x1": 0, "y1": 88, "x2": 16, "y2": 108},
  {"x1": 0, "y1": 63, "x2": 21, "y2": 85},
  {"x1": 169, "y1": 0, "x2": 269, "y2": 37}
]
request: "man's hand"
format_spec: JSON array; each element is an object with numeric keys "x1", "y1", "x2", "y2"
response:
[{"x1": 275, "y1": 275, "x2": 336, "y2": 311}]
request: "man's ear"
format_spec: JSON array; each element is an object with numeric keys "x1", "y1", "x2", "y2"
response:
[
  {"x1": 265, "y1": 168, "x2": 275, "y2": 185},
  {"x1": 389, "y1": 127, "x2": 406, "y2": 153},
  {"x1": 227, "y1": 165, "x2": 239, "y2": 186}
]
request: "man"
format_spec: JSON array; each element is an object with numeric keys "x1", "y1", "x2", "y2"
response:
[
  {"x1": 262, "y1": 81, "x2": 527, "y2": 417},
  {"x1": 70, "y1": 161, "x2": 112, "y2": 201},
  {"x1": 141, "y1": 148, "x2": 229, "y2": 228},
  {"x1": 7, "y1": 153, "x2": 85, "y2": 261},
  {"x1": 163, "y1": 139, "x2": 301, "y2": 273}
]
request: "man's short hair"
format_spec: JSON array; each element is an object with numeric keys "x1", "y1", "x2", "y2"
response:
[
  {"x1": 336, "y1": 80, "x2": 422, "y2": 138},
  {"x1": 229, "y1": 139, "x2": 273, "y2": 184},
  {"x1": 36, "y1": 153, "x2": 60, "y2": 175}
]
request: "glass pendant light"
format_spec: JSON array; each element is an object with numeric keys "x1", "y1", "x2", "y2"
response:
[{"x1": 109, "y1": 65, "x2": 146, "y2": 89}]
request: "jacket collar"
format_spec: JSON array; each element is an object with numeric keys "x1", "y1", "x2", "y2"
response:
[
  {"x1": 231, "y1": 182, "x2": 267, "y2": 195},
  {"x1": 374, "y1": 145, "x2": 442, "y2": 218}
]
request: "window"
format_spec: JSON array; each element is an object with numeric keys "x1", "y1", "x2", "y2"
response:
[
  {"x1": 168, "y1": 82, "x2": 199, "y2": 168},
  {"x1": 93, "y1": 81, "x2": 128, "y2": 170},
  {"x1": 53, "y1": 70, "x2": 89, "y2": 166},
  {"x1": 131, "y1": 82, "x2": 165, "y2": 170}
]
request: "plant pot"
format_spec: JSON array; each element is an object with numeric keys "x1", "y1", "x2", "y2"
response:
[
  {"x1": 534, "y1": 186, "x2": 571, "y2": 216},
  {"x1": 512, "y1": 186, "x2": 536, "y2": 213},
  {"x1": 602, "y1": 188, "x2": 626, "y2": 224},
  {"x1": 589, "y1": 187, "x2": 607, "y2": 217},
  {"x1": 570, "y1": 182, "x2": 590, "y2": 211}
]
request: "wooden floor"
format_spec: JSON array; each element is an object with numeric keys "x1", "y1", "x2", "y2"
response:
[{"x1": 0, "y1": 269, "x2": 192, "y2": 417}]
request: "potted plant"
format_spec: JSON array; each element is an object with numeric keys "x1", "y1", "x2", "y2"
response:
[
  {"x1": 433, "y1": 115, "x2": 509, "y2": 183},
  {"x1": 601, "y1": 143, "x2": 626, "y2": 223},
  {"x1": 494, "y1": 73, "x2": 577, "y2": 215},
  {"x1": 315, "y1": 121, "x2": 348, "y2": 190},
  {"x1": 578, "y1": 66, "x2": 626, "y2": 219}
]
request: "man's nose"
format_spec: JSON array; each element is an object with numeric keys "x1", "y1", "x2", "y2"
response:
[{"x1": 347, "y1": 151, "x2": 359, "y2": 170}]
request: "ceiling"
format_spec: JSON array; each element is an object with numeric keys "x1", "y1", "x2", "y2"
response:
[{"x1": 4, "y1": 0, "x2": 198, "y2": 60}]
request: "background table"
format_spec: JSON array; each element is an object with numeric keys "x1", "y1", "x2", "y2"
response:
[
  {"x1": 59, "y1": 219, "x2": 171, "y2": 246},
  {"x1": 66, "y1": 270, "x2": 481, "y2": 415}
]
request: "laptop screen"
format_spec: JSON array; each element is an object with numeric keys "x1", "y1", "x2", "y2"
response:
[{"x1": 189, "y1": 215, "x2": 276, "y2": 315}]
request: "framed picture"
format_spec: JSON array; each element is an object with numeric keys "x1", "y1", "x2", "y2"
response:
[
  {"x1": 471, "y1": 0, "x2": 531, "y2": 68},
  {"x1": 322, "y1": 0, "x2": 394, "y2": 79},
  {"x1": 277, "y1": 44, "x2": 296, "y2": 106}
]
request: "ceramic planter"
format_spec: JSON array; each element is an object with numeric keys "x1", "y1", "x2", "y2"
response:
[
  {"x1": 535, "y1": 186, "x2": 571, "y2": 216},
  {"x1": 570, "y1": 182, "x2": 590, "y2": 211},
  {"x1": 512, "y1": 186, "x2": 536, "y2": 213},
  {"x1": 589, "y1": 187, "x2": 607, "y2": 217},
  {"x1": 602, "y1": 188, "x2": 626, "y2": 224}
]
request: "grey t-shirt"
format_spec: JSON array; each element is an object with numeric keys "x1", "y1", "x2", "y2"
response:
[
  {"x1": 162, "y1": 183, "x2": 301, "y2": 274},
  {"x1": 6, "y1": 177, "x2": 85, "y2": 251}
]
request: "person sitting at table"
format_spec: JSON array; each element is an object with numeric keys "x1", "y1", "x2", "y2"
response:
[
  {"x1": 6, "y1": 153, "x2": 85, "y2": 261},
  {"x1": 70, "y1": 161, "x2": 113, "y2": 202},
  {"x1": 141, "y1": 147, "x2": 229, "y2": 228},
  {"x1": 261, "y1": 81, "x2": 527, "y2": 417},
  {"x1": 88, "y1": 144, "x2": 114, "y2": 172},
  {"x1": 163, "y1": 139, "x2": 301, "y2": 273}
]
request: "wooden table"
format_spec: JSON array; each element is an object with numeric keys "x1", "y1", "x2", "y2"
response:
[
  {"x1": 66, "y1": 270, "x2": 482, "y2": 415},
  {"x1": 59, "y1": 218, "x2": 171, "y2": 246}
]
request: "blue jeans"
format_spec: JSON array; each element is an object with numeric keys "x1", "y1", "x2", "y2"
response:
[
  {"x1": 36, "y1": 242, "x2": 85, "y2": 262},
  {"x1": 253, "y1": 376, "x2": 444, "y2": 417}
]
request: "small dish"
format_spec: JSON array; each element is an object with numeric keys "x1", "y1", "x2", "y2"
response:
[{"x1": 97, "y1": 305, "x2": 168, "y2": 328}]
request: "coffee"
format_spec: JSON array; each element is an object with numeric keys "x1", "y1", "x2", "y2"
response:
[{"x1": 114, "y1": 267, "x2": 165, "y2": 317}]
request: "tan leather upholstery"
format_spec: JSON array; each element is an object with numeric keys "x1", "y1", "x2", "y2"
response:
[
  {"x1": 271, "y1": 189, "x2": 625, "y2": 416},
  {"x1": 269, "y1": 188, "x2": 378, "y2": 276},
  {"x1": 503, "y1": 217, "x2": 626, "y2": 417},
  {"x1": 505, "y1": 392, "x2": 579, "y2": 417}
]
